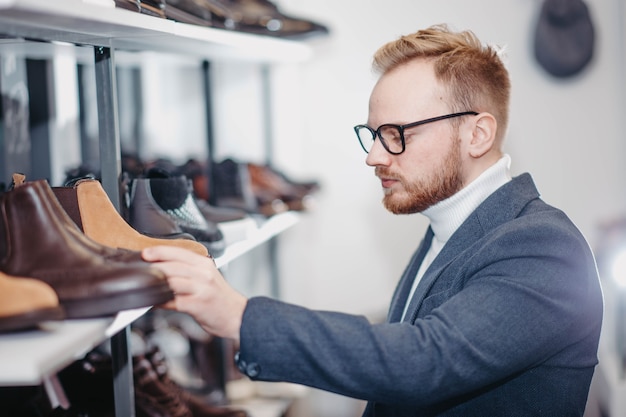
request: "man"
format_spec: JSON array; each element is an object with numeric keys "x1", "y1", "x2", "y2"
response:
[{"x1": 143, "y1": 24, "x2": 604, "y2": 416}]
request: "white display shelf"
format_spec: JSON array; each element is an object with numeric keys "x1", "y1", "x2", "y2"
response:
[
  {"x1": 0, "y1": 0, "x2": 312, "y2": 62},
  {"x1": 0, "y1": 306, "x2": 149, "y2": 386},
  {"x1": 0, "y1": 211, "x2": 300, "y2": 387},
  {"x1": 215, "y1": 211, "x2": 300, "y2": 268}
]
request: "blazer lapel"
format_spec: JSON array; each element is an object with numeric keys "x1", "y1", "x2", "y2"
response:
[
  {"x1": 395, "y1": 210, "x2": 493, "y2": 323},
  {"x1": 400, "y1": 174, "x2": 541, "y2": 323},
  {"x1": 387, "y1": 227, "x2": 433, "y2": 323}
]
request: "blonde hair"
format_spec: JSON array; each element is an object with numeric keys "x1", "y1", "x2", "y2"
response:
[{"x1": 373, "y1": 24, "x2": 510, "y2": 142}]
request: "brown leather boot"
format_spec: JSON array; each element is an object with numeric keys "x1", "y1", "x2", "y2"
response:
[
  {"x1": 12, "y1": 173, "x2": 146, "y2": 264},
  {"x1": 0, "y1": 179, "x2": 174, "y2": 318},
  {"x1": 53, "y1": 179, "x2": 209, "y2": 257},
  {"x1": 0, "y1": 271, "x2": 64, "y2": 332},
  {"x1": 138, "y1": 346, "x2": 250, "y2": 417}
]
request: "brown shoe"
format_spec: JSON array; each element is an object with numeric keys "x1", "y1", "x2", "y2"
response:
[
  {"x1": 53, "y1": 178, "x2": 209, "y2": 257},
  {"x1": 0, "y1": 179, "x2": 173, "y2": 318},
  {"x1": 0, "y1": 271, "x2": 64, "y2": 332},
  {"x1": 12, "y1": 173, "x2": 146, "y2": 265},
  {"x1": 192, "y1": 0, "x2": 329, "y2": 39},
  {"x1": 247, "y1": 163, "x2": 311, "y2": 212},
  {"x1": 140, "y1": 346, "x2": 250, "y2": 417}
]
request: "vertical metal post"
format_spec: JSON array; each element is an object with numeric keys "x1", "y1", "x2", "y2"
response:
[
  {"x1": 93, "y1": 46, "x2": 122, "y2": 208},
  {"x1": 93, "y1": 45, "x2": 134, "y2": 417},
  {"x1": 260, "y1": 64, "x2": 281, "y2": 299},
  {"x1": 0, "y1": 53, "x2": 32, "y2": 181},
  {"x1": 202, "y1": 60, "x2": 217, "y2": 205},
  {"x1": 26, "y1": 59, "x2": 53, "y2": 181},
  {"x1": 130, "y1": 67, "x2": 144, "y2": 155},
  {"x1": 201, "y1": 59, "x2": 229, "y2": 396},
  {"x1": 260, "y1": 64, "x2": 273, "y2": 165}
]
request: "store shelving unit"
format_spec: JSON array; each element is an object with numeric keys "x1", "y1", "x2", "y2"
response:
[
  {"x1": 0, "y1": 1, "x2": 312, "y2": 415},
  {"x1": 0, "y1": 0, "x2": 312, "y2": 62},
  {"x1": 0, "y1": 211, "x2": 300, "y2": 387}
]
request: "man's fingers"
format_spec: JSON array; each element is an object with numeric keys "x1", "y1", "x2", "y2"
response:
[
  {"x1": 165, "y1": 275, "x2": 198, "y2": 295},
  {"x1": 142, "y1": 245, "x2": 213, "y2": 265}
]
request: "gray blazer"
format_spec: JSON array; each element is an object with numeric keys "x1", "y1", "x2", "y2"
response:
[{"x1": 237, "y1": 173, "x2": 603, "y2": 416}]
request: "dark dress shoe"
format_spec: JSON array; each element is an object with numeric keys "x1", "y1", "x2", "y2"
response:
[
  {"x1": 140, "y1": 346, "x2": 250, "y2": 417},
  {"x1": 114, "y1": 0, "x2": 166, "y2": 18},
  {"x1": 165, "y1": 0, "x2": 214, "y2": 26},
  {"x1": 177, "y1": 159, "x2": 248, "y2": 223},
  {"x1": 0, "y1": 179, "x2": 173, "y2": 318},
  {"x1": 15, "y1": 174, "x2": 147, "y2": 264},
  {"x1": 128, "y1": 170, "x2": 225, "y2": 257},
  {"x1": 211, "y1": 158, "x2": 285, "y2": 217},
  {"x1": 115, "y1": 0, "x2": 141, "y2": 12},
  {"x1": 197, "y1": 0, "x2": 329, "y2": 39},
  {"x1": 140, "y1": 0, "x2": 167, "y2": 18},
  {"x1": 60, "y1": 345, "x2": 249, "y2": 417},
  {"x1": 247, "y1": 163, "x2": 312, "y2": 211},
  {"x1": 195, "y1": 198, "x2": 248, "y2": 223}
]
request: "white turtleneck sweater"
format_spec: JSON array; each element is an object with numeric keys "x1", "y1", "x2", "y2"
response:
[{"x1": 400, "y1": 154, "x2": 513, "y2": 321}]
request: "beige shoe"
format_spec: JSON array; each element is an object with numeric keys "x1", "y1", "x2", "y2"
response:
[
  {"x1": 53, "y1": 179, "x2": 209, "y2": 257},
  {"x1": 0, "y1": 271, "x2": 64, "y2": 332}
]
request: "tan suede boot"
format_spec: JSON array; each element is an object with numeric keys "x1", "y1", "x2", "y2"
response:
[
  {"x1": 53, "y1": 179, "x2": 209, "y2": 257},
  {"x1": 0, "y1": 271, "x2": 64, "y2": 332}
]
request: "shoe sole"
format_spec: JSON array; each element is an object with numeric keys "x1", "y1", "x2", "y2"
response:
[
  {"x1": 62, "y1": 284, "x2": 174, "y2": 319},
  {"x1": 0, "y1": 306, "x2": 65, "y2": 332}
]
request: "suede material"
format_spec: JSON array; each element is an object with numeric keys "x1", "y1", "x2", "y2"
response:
[
  {"x1": 0, "y1": 272, "x2": 59, "y2": 316},
  {"x1": 74, "y1": 180, "x2": 209, "y2": 257}
]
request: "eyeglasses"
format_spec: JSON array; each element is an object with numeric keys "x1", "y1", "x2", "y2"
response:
[{"x1": 354, "y1": 111, "x2": 479, "y2": 155}]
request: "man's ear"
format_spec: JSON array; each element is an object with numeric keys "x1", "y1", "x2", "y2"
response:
[{"x1": 467, "y1": 112, "x2": 498, "y2": 158}]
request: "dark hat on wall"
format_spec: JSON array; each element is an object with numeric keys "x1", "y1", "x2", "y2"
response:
[{"x1": 533, "y1": 0, "x2": 595, "y2": 78}]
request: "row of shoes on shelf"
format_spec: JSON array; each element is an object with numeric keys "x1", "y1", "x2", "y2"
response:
[
  {"x1": 0, "y1": 310, "x2": 249, "y2": 416},
  {"x1": 73, "y1": 154, "x2": 320, "y2": 253},
  {"x1": 112, "y1": 0, "x2": 330, "y2": 39},
  {"x1": 0, "y1": 157, "x2": 319, "y2": 332},
  {"x1": 61, "y1": 311, "x2": 249, "y2": 417},
  {"x1": 0, "y1": 174, "x2": 178, "y2": 332}
]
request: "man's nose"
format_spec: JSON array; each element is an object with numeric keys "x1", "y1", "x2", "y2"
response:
[{"x1": 365, "y1": 139, "x2": 391, "y2": 167}]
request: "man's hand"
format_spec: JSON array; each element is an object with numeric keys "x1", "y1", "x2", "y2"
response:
[{"x1": 142, "y1": 246, "x2": 247, "y2": 344}]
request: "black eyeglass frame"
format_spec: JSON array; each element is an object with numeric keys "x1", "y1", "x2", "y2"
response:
[{"x1": 354, "y1": 111, "x2": 479, "y2": 155}]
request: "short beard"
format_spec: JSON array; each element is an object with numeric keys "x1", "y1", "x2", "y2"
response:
[{"x1": 381, "y1": 138, "x2": 463, "y2": 214}]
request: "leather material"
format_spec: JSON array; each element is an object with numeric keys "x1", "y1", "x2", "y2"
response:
[
  {"x1": 140, "y1": 0, "x2": 167, "y2": 18},
  {"x1": 195, "y1": 198, "x2": 247, "y2": 224},
  {"x1": 165, "y1": 0, "x2": 214, "y2": 26},
  {"x1": 60, "y1": 346, "x2": 249, "y2": 417},
  {"x1": 177, "y1": 159, "x2": 248, "y2": 223},
  {"x1": 247, "y1": 163, "x2": 312, "y2": 211},
  {"x1": 129, "y1": 175, "x2": 225, "y2": 257},
  {"x1": 54, "y1": 179, "x2": 209, "y2": 257},
  {"x1": 136, "y1": 347, "x2": 250, "y2": 417},
  {"x1": 0, "y1": 180, "x2": 174, "y2": 318},
  {"x1": 195, "y1": 0, "x2": 329, "y2": 39},
  {"x1": 114, "y1": 0, "x2": 166, "y2": 17},
  {"x1": 0, "y1": 271, "x2": 65, "y2": 332},
  {"x1": 114, "y1": 0, "x2": 141, "y2": 12},
  {"x1": 212, "y1": 159, "x2": 285, "y2": 217}
]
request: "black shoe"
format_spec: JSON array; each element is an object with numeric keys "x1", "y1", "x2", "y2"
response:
[
  {"x1": 187, "y1": 0, "x2": 330, "y2": 39},
  {"x1": 165, "y1": 0, "x2": 214, "y2": 26},
  {"x1": 128, "y1": 169, "x2": 226, "y2": 257}
]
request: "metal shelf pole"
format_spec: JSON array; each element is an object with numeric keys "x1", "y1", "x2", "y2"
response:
[{"x1": 93, "y1": 45, "x2": 134, "y2": 417}]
